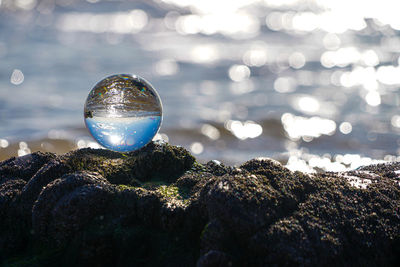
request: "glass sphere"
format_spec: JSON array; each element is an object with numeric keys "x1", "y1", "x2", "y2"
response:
[{"x1": 84, "y1": 74, "x2": 162, "y2": 152}]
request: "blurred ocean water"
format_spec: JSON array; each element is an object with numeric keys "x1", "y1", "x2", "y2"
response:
[{"x1": 1, "y1": 0, "x2": 400, "y2": 172}]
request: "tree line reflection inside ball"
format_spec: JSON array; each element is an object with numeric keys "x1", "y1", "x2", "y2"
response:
[{"x1": 84, "y1": 74, "x2": 162, "y2": 152}]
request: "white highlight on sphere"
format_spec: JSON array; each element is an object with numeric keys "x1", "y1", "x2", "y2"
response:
[{"x1": 109, "y1": 135, "x2": 122, "y2": 144}]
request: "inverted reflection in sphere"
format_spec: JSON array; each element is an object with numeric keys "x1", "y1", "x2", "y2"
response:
[{"x1": 84, "y1": 74, "x2": 162, "y2": 152}]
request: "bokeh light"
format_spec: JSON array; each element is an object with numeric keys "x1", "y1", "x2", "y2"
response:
[{"x1": 1, "y1": 0, "x2": 400, "y2": 172}]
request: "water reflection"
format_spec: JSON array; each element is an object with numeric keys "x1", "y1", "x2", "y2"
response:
[
  {"x1": 1, "y1": 0, "x2": 400, "y2": 172},
  {"x1": 10, "y1": 69, "x2": 24, "y2": 85},
  {"x1": 58, "y1": 10, "x2": 148, "y2": 34}
]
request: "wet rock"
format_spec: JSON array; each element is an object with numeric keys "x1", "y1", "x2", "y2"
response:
[
  {"x1": 204, "y1": 168, "x2": 313, "y2": 239},
  {"x1": 0, "y1": 152, "x2": 55, "y2": 181},
  {"x1": 20, "y1": 159, "x2": 72, "y2": 214},
  {"x1": 240, "y1": 157, "x2": 286, "y2": 175},
  {"x1": 123, "y1": 187, "x2": 161, "y2": 226},
  {"x1": 32, "y1": 171, "x2": 111, "y2": 245},
  {"x1": 0, "y1": 143, "x2": 399, "y2": 266},
  {"x1": 0, "y1": 178, "x2": 27, "y2": 258},
  {"x1": 196, "y1": 250, "x2": 233, "y2": 267},
  {"x1": 176, "y1": 171, "x2": 215, "y2": 192},
  {"x1": 199, "y1": 219, "x2": 230, "y2": 254},
  {"x1": 0, "y1": 177, "x2": 26, "y2": 215},
  {"x1": 126, "y1": 141, "x2": 196, "y2": 182},
  {"x1": 204, "y1": 160, "x2": 232, "y2": 176},
  {"x1": 63, "y1": 141, "x2": 195, "y2": 185}
]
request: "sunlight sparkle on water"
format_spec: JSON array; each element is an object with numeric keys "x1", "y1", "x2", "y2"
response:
[
  {"x1": 228, "y1": 65, "x2": 251, "y2": 82},
  {"x1": 58, "y1": 9, "x2": 148, "y2": 34},
  {"x1": 339, "y1": 122, "x2": 352, "y2": 134},
  {"x1": 10, "y1": 69, "x2": 24, "y2": 85},
  {"x1": 225, "y1": 120, "x2": 262, "y2": 140},
  {"x1": 281, "y1": 113, "x2": 336, "y2": 141},
  {"x1": 84, "y1": 74, "x2": 162, "y2": 152}
]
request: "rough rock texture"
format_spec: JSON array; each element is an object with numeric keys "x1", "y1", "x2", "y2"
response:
[{"x1": 0, "y1": 142, "x2": 399, "y2": 266}]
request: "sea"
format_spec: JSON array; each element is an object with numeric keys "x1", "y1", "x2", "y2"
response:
[{"x1": 1, "y1": 0, "x2": 400, "y2": 172}]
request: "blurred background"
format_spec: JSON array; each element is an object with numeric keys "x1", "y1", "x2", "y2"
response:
[{"x1": 1, "y1": 0, "x2": 400, "y2": 172}]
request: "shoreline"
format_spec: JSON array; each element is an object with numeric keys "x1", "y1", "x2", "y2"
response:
[{"x1": 0, "y1": 135, "x2": 393, "y2": 173}]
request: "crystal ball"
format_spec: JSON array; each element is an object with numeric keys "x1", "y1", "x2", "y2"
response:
[{"x1": 84, "y1": 74, "x2": 162, "y2": 152}]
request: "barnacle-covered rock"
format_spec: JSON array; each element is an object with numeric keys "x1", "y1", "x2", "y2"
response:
[{"x1": 0, "y1": 142, "x2": 399, "y2": 266}]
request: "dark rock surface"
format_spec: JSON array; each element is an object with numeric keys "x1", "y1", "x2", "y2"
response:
[{"x1": 0, "y1": 142, "x2": 399, "y2": 266}]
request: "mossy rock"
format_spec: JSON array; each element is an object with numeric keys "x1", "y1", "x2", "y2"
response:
[{"x1": 0, "y1": 144, "x2": 399, "y2": 266}]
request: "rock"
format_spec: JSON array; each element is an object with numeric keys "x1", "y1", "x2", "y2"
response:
[
  {"x1": 126, "y1": 141, "x2": 196, "y2": 182},
  {"x1": 0, "y1": 142, "x2": 399, "y2": 266},
  {"x1": 199, "y1": 219, "x2": 229, "y2": 254},
  {"x1": 20, "y1": 159, "x2": 72, "y2": 215},
  {"x1": 0, "y1": 152, "x2": 55, "y2": 181},
  {"x1": 196, "y1": 250, "x2": 233, "y2": 267},
  {"x1": 204, "y1": 160, "x2": 232, "y2": 176},
  {"x1": 0, "y1": 178, "x2": 26, "y2": 216},
  {"x1": 32, "y1": 171, "x2": 111, "y2": 245},
  {"x1": 0, "y1": 178, "x2": 27, "y2": 257},
  {"x1": 204, "y1": 159, "x2": 314, "y2": 240}
]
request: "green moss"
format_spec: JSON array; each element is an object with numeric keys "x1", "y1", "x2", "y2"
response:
[
  {"x1": 62, "y1": 142, "x2": 195, "y2": 186},
  {"x1": 157, "y1": 185, "x2": 181, "y2": 199},
  {"x1": 157, "y1": 185, "x2": 191, "y2": 207},
  {"x1": 191, "y1": 161, "x2": 206, "y2": 172},
  {"x1": 117, "y1": 184, "x2": 137, "y2": 191},
  {"x1": 142, "y1": 179, "x2": 169, "y2": 189}
]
